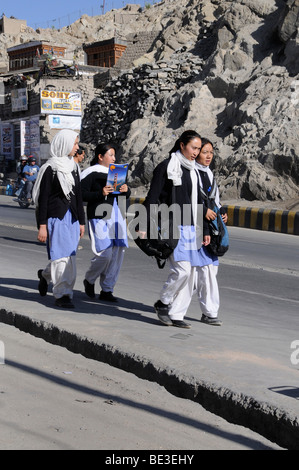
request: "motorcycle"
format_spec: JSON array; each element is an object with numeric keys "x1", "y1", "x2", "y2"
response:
[{"x1": 13, "y1": 180, "x2": 35, "y2": 209}]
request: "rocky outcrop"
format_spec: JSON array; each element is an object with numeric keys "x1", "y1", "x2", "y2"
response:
[
  {"x1": 1, "y1": 0, "x2": 298, "y2": 202},
  {"x1": 80, "y1": 0, "x2": 299, "y2": 202}
]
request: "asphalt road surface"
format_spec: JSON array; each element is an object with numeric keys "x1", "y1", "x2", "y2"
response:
[
  {"x1": 0, "y1": 322, "x2": 281, "y2": 450},
  {"x1": 1, "y1": 195, "x2": 298, "y2": 450}
]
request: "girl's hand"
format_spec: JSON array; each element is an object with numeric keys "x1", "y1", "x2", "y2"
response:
[
  {"x1": 137, "y1": 231, "x2": 147, "y2": 239},
  {"x1": 37, "y1": 225, "x2": 47, "y2": 243},
  {"x1": 103, "y1": 185, "x2": 114, "y2": 196},
  {"x1": 205, "y1": 208, "x2": 217, "y2": 221},
  {"x1": 222, "y1": 213, "x2": 228, "y2": 224},
  {"x1": 202, "y1": 235, "x2": 211, "y2": 246},
  {"x1": 80, "y1": 225, "x2": 85, "y2": 238},
  {"x1": 119, "y1": 184, "x2": 128, "y2": 193}
]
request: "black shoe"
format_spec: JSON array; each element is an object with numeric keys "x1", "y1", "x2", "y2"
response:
[
  {"x1": 172, "y1": 320, "x2": 191, "y2": 329},
  {"x1": 154, "y1": 300, "x2": 172, "y2": 326},
  {"x1": 84, "y1": 279, "x2": 95, "y2": 298},
  {"x1": 99, "y1": 291, "x2": 118, "y2": 302},
  {"x1": 200, "y1": 314, "x2": 222, "y2": 326},
  {"x1": 55, "y1": 295, "x2": 74, "y2": 308},
  {"x1": 37, "y1": 269, "x2": 48, "y2": 296}
]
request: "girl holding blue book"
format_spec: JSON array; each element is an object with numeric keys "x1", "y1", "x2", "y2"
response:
[{"x1": 80, "y1": 143, "x2": 130, "y2": 302}]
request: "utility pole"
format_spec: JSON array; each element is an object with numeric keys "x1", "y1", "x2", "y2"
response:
[{"x1": 101, "y1": 0, "x2": 105, "y2": 15}]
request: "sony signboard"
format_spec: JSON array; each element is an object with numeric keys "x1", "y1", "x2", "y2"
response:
[{"x1": 40, "y1": 89, "x2": 82, "y2": 116}]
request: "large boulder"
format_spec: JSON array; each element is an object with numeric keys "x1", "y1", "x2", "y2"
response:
[
  {"x1": 80, "y1": 0, "x2": 299, "y2": 202},
  {"x1": 2, "y1": 0, "x2": 298, "y2": 203}
]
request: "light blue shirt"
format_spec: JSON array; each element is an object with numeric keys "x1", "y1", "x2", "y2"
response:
[{"x1": 23, "y1": 164, "x2": 39, "y2": 182}]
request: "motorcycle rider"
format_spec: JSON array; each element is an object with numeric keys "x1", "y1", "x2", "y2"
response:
[
  {"x1": 15, "y1": 155, "x2": 28, "y2": 197},
  {"x1": 22, "y1": 156, "x2": 40, "y2": 202}
]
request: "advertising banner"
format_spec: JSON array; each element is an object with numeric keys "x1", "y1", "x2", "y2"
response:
[
  {"x1": 0, "y1": 123, "x2": 14, "y2": 160},
  {"x1": 40, "y1": 90, "x2": 82, "y2": 116},
  {"x1": 48, "y1": 114, "x2": 81, "y2": 130},
  {"x1": 0, "y1": 82, "x2": 4, "y2": 105},
  {"x1": 20, "y1": 118, "x2": 40, "y2": 162},
  {"x1": 11, "y1": 88, "x2": 28, "y2": 112}
]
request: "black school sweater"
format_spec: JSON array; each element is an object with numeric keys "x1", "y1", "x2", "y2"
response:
[
  {"x1": 80, "y1": 168, "x2": 131, "y2": 220},
  {"x1": 37, "y1": 166, "x2": 85, "y2": 227},
  {"x1": 143, "y1": 157, "x2": 209, "y2": 236}
]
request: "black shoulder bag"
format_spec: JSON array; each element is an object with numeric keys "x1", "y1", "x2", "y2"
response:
[{"x1": 134, "y1": 186, "x2": 179, "y2": 269}]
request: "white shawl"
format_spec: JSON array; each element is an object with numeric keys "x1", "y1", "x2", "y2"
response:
[
  {"x1": 80, "y1": 163, "x2": 109, "y2": 181},
  {"x1": 195, "y1": 162, "x2": 221, "y2": 208},
  {"x1": 33, "y1": 129, "x2": 78, "y2": 204},
  {"x1": 167, "y1": 150, "x2": 199, "y2": 227}
]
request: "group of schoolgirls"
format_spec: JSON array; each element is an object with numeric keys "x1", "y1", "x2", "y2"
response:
[{"x1": 33, "y1": 129, "x2": 227, "y2": 329}]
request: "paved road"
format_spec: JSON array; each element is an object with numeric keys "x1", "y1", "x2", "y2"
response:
[
  {"x1": 0, "y1": 195, "x2": 299, "y2": 449},
  {"x1": 0, "y1": 322, "x2": 281, "y2": 450}
]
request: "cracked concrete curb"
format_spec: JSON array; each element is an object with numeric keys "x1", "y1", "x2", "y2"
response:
[{"x1": 1, "y1": 307, "x2": 298, "y2": 450}]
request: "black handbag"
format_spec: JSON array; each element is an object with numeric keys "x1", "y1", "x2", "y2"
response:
[
  {"x1": 207, "y1": 206, "x2": 229, "y2": 257},
  {"x1": 133, "y1": 187, "x2": 178, "y2": 269},
  {"x1": 134, "y1": 221, "x2": 177, "y2": 269}
]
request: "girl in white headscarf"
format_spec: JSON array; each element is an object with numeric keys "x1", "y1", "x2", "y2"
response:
[{"x1": 33, "y1": 129, "x2": 85, "y2": 308}]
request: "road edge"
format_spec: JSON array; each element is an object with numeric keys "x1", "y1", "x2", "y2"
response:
[{"x1": 1, "y1": 306, "x2": 298, "y2": 450}]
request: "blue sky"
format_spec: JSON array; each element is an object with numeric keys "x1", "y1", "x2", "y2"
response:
[{"x1": 1, "y1": 0, "x2": 153, "y2": 30}]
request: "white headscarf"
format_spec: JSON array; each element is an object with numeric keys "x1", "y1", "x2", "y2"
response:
[{"x1": 33, "y1": 129, "x2": 78, "y2": 204}]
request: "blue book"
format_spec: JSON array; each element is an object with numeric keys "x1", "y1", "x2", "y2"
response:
[{"x1": 106, "y1": 163, "x2": 129, "y2": 194}]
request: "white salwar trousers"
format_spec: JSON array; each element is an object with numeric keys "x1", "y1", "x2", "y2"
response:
[
  {"x1": 85, "y1": 245, "x2": 125, "y2": 293},
  {"x1": 42, "y1": 256, "x2": 76, "y2": 300},
  {"x1": 159, "y1": 257, "x2": 220, "y2": 321},
  {"x1": 160, "y1": 255, "x2": 196, "y2": 321},
  {"x1": 195, "y1": 264, "x2": 220, "y2": 318}
]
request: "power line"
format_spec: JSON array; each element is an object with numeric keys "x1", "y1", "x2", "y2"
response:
[{"x1": 31, "y1": 0, "x2": 149, "y2": 30}]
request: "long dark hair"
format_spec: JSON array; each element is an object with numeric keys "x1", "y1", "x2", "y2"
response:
[
  {"x1": 200, "y1": 137, "x2": 213, "y2": 150},
  {"x1": 199, "y1": 137, "x2": 215, "y2": 170},
  {"x1": 90, "y1": 142, "x2": 117, "y2": 166},
  {"x1": 169, "y1": 130, "x2": 201, "y2": 156}
]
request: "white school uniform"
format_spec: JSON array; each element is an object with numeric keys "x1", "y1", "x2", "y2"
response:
[{"x1": 194, "y1": 163, "x2": 221, "y2": 318}]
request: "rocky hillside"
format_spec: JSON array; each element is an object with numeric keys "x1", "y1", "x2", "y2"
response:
[{"x1": 1, "y1": 0, "x2": 299, "y2": 205}]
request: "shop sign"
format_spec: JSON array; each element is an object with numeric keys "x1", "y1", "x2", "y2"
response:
[
  {"x1": 48, "y1": 115, "x2": 81, "y2": 130},
  {"x1": 11, "y1": 88, "x2": 28, "y2": 112},
  {"x1": 0, "y1": 123, "x2": 14, "y2": 160},
  {"x1": 20, "y1": 118, "x2": 40, "y2": 161},
  {"x1": 40, "y1": 90, "x2": 82, "y2": 116}
]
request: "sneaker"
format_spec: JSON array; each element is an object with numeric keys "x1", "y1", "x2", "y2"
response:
[
  {"x1": 200, "y1": 314, "x2": 222, "y2": 326},
  {"x1": 37, "y1": 269, "x2": 48, "y2": 296},
  {"x1": 154, "y1": 300, "x2": 172, "y2": 326},
  {"x1": 99, "y1": 291, "x2": 118, "y2": 302},
  {"x1": 172, "y1": 320, "x2": 191, "y2": 329},
  {"x1": 83, "y1": 279, "x2": 95, "y2": 298},
  {"x1": 55, "y1": 295, "x2": 74, "y2": 309}
]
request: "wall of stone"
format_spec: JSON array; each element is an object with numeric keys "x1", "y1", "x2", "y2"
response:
[
  {"x1": 114, "y1": 30, "x2": 160, "y2": 70},
  {"x1": 81, "y1": 54, "x2": 203, "y2": 148}
]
